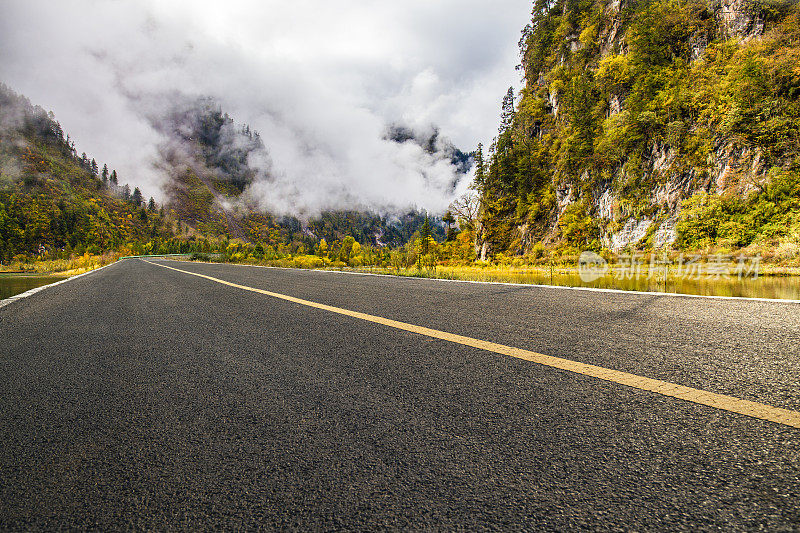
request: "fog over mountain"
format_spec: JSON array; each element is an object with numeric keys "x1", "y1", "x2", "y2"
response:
[{"x1": 0, "y1": 0, "x2": 528, "y2": 215}]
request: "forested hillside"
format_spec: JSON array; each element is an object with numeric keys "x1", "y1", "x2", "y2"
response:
[
  {"x1": 475, "y1": 0, "x2": 800, "y2": 259},
  {"x1": 156, "y1": 99, "x2": 451, "y2": 248},
  {"x1": 0, "y1": 86, "x2": 450, "y2": 264},
  {"x1": 0, "y1": 84, "x2": 178, "y2": 261}
]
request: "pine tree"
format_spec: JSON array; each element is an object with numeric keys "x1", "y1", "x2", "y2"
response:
[
  {"x1": 473, "y1": 143, "x2": 486, "y2": 190},
  {"x1": 110, "y1": 170, "x2": 118, "y2": 186},
  {"x1": 500, "y1": 87, "x2": 515, "y2": 133},
  {"x1": 148, "y1": 197, "x2": 156, "y2": 211},
  {"x1": 90, "y1": 158, "x2": 98, "y2": 176},
  {"x1": 122, "y1": 184, "x2": 131, "y2": 202},
  {"x1": 420, "y1": 215, "x2": 433, "y2": 255},
  {"x1": 131, "y1": 187, "x2": 143, "y2": 206},
  {"x1": 101, "y1": 164, "x2": 109, "y2": 184}
]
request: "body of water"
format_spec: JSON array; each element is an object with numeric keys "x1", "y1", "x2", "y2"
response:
[
  {"x1": 431, "y1": 267, "x2": 800, "y2": 300},
  {"x1": 0, "y1": 274, "x2": 68, "y2": 301}
]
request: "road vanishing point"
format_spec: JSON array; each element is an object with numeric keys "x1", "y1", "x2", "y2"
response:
[{"x1": 1, "y1": 258, "x2": 799, "y2": 530}]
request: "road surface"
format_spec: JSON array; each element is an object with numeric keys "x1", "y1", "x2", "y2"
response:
[{"x1": 1, "y1": 258, "x2": 799, "y2": 530}]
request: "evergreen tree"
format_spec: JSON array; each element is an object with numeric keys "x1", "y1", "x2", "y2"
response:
[
  {"x1": 420, "y1": 215, "x2": 433, "y2": 255},
  {"x1": 101, "y1": 164, "x2": 109, "y2": 184},
  {"x1": 473, "y1": 143, "x2": 486, "y2": 190},
  {"x1": 131, "y1": 187, "x2": 143, "y2": 206},
  {"x1": 148, "y1": 197, "x2": 156, "y2": 211},
  {"x1": 339, "y1": 236, "x2": 356, "y2": 263},
  {"x1": 500, "y1": 87, "x2": 515, "y2": 133},
  {"x1": 90, "y1": 158, "x2": 98, "y2": 176},
  {"x1": 122, "y1": 184, "x2": 131, "y2": 202},
  {"x1": 110, "y1": 170, "x2": 118, "y2": 186}
]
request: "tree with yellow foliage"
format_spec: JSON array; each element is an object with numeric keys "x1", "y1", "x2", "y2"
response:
[{"x1": 316, "y1": 238, "x2": 328, "y2": 257}]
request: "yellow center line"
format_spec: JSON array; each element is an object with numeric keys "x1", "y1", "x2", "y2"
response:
[{"x1": 142, "y1": 259, "x2": 800, "y2": 429}]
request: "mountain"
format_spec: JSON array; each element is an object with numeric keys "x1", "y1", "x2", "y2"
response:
[
  {"x1": 0, "y1": 84, "x2": 460, "y2": 262},
  {"x1": 385, "y1": 124, "x2": 474, "y2": 176},
  {"x1": 0, "y1": 84, "x2": 179, "y2": 261},
  {"x1": 154, "y1": 100, "x2": 457, "y2": 247},
  {"x1": 151, "y1": 98, "x2": 271, "y2": 241},
  {"x1": 475, "y1": 0, "x2": 800, "y2": 259}
]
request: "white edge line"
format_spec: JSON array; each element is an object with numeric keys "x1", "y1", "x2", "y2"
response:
[
  {"x1": 0, "y1": 262, "x2": 117, "y2": 309},
  {"x1": 152, "y1": 258, "x2": 800, "y2": 305}
]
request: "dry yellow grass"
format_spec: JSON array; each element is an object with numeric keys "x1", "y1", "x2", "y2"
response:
[{"x1": 1, "y1": 252, "x2": 118, "y2": 274}]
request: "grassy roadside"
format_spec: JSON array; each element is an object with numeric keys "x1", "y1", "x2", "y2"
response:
[
  {"x1": 8, "y1": 251, "x2": 800, "y2": 281},
  {"x1": 338, "y1": 263, "x2": 800, "y2": 281},
  {"x1": 0, "y1": 252, "x2": 118, "y2": 276},
  {"x1": 179, "y1": 258, "x2": 800, "y2": 299},
  {"x1": 180, "y1": 254, "x2": 800, "y2": 280},
  {"x1": 7, "y1": 251, "x2": 800, "y2": 298}
]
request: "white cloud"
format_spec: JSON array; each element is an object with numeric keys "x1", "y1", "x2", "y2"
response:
[{"x1": 0, "y1": 0, "x2": 528, "y2": 213}]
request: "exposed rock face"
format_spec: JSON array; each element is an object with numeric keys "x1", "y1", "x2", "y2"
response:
[
  {"x1": 599, "y1": 0, "x2": 626, "y2": 56},
  {"x1": 475, "y1": 0, "x2": 791, "y2": 258},
  {"x1": 609, "y1": 218, "x2": 653, "y2": 250},
  {"x1": 548, "y1": 0, "x2": 772, "y2": 252},
  {"x1": 593, "y1": 132, "x2": 771, "y2": 251},
  {"x1": 653, "y1": 217, "x2": 677, "y2": 248},
  {"x1": 597, "y1": 188, "x2": 615, "y2": 220},
  {"x1": 548, "y1": 90, "x2": 560, "y2": 117},
  {"x1": 652, "y1": 172, "x2": 694, "y2": 212},
  {"x1": 608, "y1": 94, "x2": 623, "y2": 116},
  {"x1": 690, "y1": 31, "x2": 709, "y2": 60},
  {"x1": 712, "y1": 142, "x2": 767, "y2": 196},
  {"x1": 716, "y1": 0, "x2": 765, "y2": 40},
  {"x1": 556, "y1": 184, "x2": 574, "y2": 215}
]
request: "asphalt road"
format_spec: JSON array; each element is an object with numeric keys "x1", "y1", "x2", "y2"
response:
[{"x1": 1, "y1": 258, "x2": 799, "y2": 530}]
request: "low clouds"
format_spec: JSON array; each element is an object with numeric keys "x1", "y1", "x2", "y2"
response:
[{"x1": 0, "y1": 0, "x2": 528, "y2": 215}]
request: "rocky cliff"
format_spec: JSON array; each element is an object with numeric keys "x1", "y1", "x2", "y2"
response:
[{"x1": 476, "y1": 0, "x2": 800, "y2": 257}]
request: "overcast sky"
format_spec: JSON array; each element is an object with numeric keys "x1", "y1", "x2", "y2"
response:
[{"x1": 0, "y1": 0, "x2": 530, "y2": 214}]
